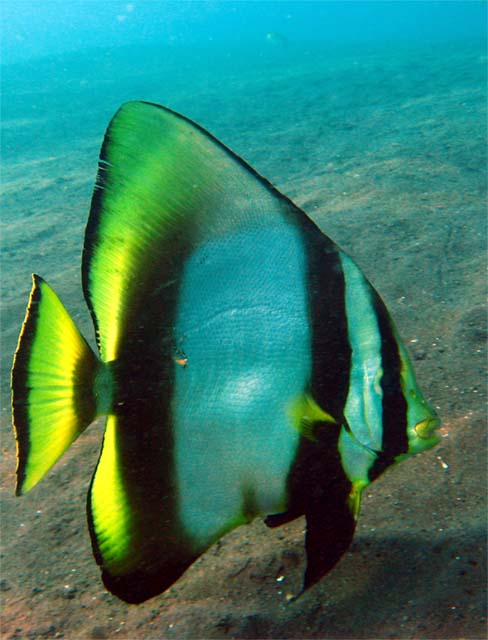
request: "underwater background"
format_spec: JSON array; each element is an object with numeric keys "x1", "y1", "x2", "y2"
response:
[{"x1": 1, "y1": 1, "x2": 487, "y2": 638}]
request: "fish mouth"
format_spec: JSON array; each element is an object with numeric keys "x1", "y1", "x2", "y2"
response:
[{"x1": 414, "y1": 416, "x2": 441, "y2": 439}]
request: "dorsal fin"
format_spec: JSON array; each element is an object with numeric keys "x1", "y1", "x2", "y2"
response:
[{"x1": 82, "y1": 101, "x2": 307, "y2": 362}]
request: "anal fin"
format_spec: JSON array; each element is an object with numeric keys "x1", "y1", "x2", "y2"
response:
[{"x1": 88, "y1": 410, "x2": 195, "y2": 603}]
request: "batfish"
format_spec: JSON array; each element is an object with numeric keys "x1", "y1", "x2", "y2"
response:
[{"x1": 11, "y1": 101, "x2": 441, "y2": 603}]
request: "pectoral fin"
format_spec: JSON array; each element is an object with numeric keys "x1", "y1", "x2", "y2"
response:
[{"x1": 289, "y1": 392, "x2": 337, "y2": 442}]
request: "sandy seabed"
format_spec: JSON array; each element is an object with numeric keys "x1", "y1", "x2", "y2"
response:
[{"x1": 1, "y1": 41, "x2": 486, "y2": 639}]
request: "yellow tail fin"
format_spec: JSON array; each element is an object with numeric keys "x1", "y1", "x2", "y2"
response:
[{"x1": 12, "y1": 275, "x2": 101, "y2": 495}]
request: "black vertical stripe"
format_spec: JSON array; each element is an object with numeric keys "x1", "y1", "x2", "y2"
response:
[
  {"x1": 301, "y1": 222, "x2": 355, "y2": 588},
  {"x1": 86, "y1": 243, "x2": 196, "y2": 604},
  {"x1": 302, "y1": 219, "x2": 351, "y2": 420},
  {"x1": 265, "y1": 217, "x2": 352, "y2": 530},
  {"x1": 369, "y1": 291, "x2": 409, "y2": 480}
]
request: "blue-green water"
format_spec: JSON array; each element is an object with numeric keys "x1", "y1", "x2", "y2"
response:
[
  {"x1": 1, "y1": 2, "x2": 486, "y2": 638},
  {"x1": 2, "y1": 1, "x2": 486, "y2": 65}
]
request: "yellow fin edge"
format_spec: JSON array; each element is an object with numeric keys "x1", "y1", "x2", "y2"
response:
[{"x1": 288, "y1": 392, "x2": 337, "y2": 441}]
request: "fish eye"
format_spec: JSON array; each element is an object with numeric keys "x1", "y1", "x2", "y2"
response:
[{"x1": 414, "y1": 417, "x2": 441, "y2": 439}]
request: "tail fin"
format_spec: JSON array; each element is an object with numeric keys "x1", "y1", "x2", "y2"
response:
[{"x1": 12, "y1": 275, "x2": 101, "y2": 495}]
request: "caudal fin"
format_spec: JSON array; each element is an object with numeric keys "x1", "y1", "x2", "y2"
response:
[{"x1": 12, "y1": 275, "x2": 100, "y2": 495}]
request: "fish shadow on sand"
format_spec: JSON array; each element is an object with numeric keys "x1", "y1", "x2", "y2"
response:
[
  {"x1": 170, "y1": 527, "x2": 485, "y2": 639},
  {"x1": 301, "y1": 530, "x2": 486, "y2": 640}
]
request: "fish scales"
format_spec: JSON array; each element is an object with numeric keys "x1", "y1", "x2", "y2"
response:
[{"x1": 11, "y1": 101, "x2": 440, "y2": 603}]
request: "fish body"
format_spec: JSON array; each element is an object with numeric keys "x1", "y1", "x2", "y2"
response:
[
  {"x1": 11, "y1": 101, "x2": 440, "y2": 603},
  {"x1": 265, "y1": 32, "x2": 289, "y2": 47}
]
